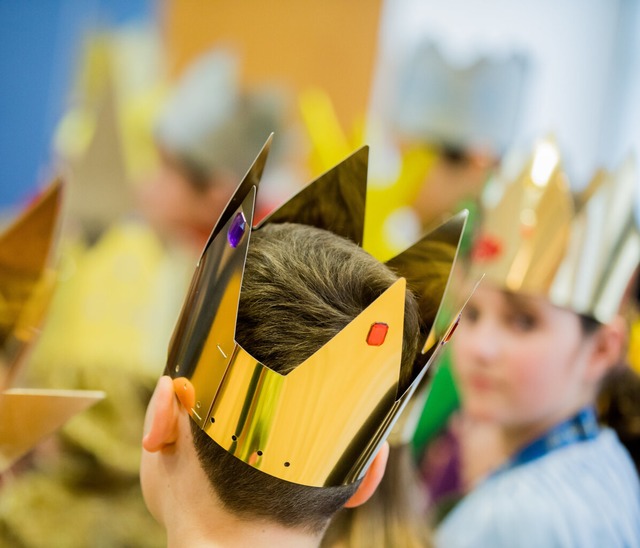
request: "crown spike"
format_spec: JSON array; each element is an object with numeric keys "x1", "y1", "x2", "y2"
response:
[
  {"x1": 551, "y1": 154, "x2": 640, "y2": 322},
  {"x1": 167, "y1": 185, "x2": 258, "y2": 428},
  {"x1": 0, "y1": 180, "x2": 62, "y2": 351},
  {"x1": 0, "y1": 388, "x2": 104, "y2": 472},
  {"x1": 386, "y1": 210, "x2": 467, "y2": 367},
  {"x1": 606, "y1": 154, "x2": 638, "y2": 244},
  {"x1": 384, "y1": 212, "x2": 478, "y2": 447},
  {"x1": 0, "y1": 180, "x2": 105, "y2": 469},
  {"x1": 0, "y1": 180, "x2": 62, "y2": 281},
  {"x1": 206, "y1": 133, "x2": 272, "y2": 248},
  {"x1": 575, "y1": 168, "x2": 606, "y2": 212},
  {"x1": 257, "y1": 146, "x2": 368, "y2": 245},
  {"x1": 474, "y1": 138, "x2": 574, "y2": 294}
]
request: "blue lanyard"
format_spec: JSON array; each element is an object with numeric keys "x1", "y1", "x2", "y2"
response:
[{"x1": 505, "y1": 407, "x2": 600, "y2": 470}]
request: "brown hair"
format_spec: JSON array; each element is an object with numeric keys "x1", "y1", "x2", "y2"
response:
[
  {"x1": 597, "y1": 365, "x2": 640, "y2": 475},
  {"x1": 191, "y1": 223, "x2": 421, "y2": 534}
]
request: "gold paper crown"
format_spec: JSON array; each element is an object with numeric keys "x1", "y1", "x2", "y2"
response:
[
  {"x1": 385, "y1": 213, "x2": 471, "y2": 446},
  {"x1": 167, "y1": 135, "x2": 466, "y2": 487},
  {"x1": 471, "y1": 137, "x2": 640, "y2": 323},
  {"x1": 0, "y1": 181, "x2": 63, "y2": 379},
  {"x1": 0, "y1": 180, "x2": 104, "y2": 471}
]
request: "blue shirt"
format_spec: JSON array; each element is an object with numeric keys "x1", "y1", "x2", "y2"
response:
[{"x1": 436, "y1": 429, "x2": 640, "y2": 547}]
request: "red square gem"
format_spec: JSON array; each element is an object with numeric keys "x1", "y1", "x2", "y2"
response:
[{"x1": 367, "y1": 322, "x2": 389, "y2": 346}]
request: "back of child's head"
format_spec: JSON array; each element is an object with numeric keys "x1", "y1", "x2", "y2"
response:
[{"x1": 190, "y1": 222, "x2": 421, "y2": 534}]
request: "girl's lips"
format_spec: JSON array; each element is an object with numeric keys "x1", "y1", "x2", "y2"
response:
[{"x1": 468, "y1": 373, "x2": 497, "y2": 392}]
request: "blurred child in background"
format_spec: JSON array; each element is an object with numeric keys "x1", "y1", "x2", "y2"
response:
[
  {"x1": 438, "y1": 140, "x2": 640, "y2": 546},
  {"x1": 0, "y1": 47, "x2": 282, "y2": 548}
]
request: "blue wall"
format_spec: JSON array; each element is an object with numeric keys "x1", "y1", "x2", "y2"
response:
[{"x1": 0, "y1": 0, "x2": 154, "y2": 207}]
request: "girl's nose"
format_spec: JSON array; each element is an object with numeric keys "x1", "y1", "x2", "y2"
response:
[{"x1": 457, "y1": 315, "x2": 501, "y2": 365}]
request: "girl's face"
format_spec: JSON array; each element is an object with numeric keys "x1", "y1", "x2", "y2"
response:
[
  {"x1": 452, "y1": 283, "x2": 595, "y2": 430},
  {"x1": 136, "y1": 147, "x2": 234, "y2": 251}
]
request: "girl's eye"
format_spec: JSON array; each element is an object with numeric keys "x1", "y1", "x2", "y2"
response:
[
  {"x1": 463, "y1": 304, "x2": 480, "y2": 323},
  {"x1": 508, "y1": 312, "x2": 537, "y2": 332}
]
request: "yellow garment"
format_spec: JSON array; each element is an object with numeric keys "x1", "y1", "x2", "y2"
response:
[
  {"x1": 298, "y1": 88, "x2": 362, "y2": 176},
  {"x1": 298, "y1": 88, "x2": 437, "y2": 262},
  {"x1": 364, "y1": 146, "x2": 436, "y2": 261},
  {"x1": 0, "y1": 221, "x2": 193, "y2": 547}
]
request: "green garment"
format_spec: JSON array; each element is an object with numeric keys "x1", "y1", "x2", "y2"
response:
[
  {"x1": 411, "y1": 196, "x2": 478, "y2": 458},
  {"x1": 411, "y1": 348, "x2": 460, "y2": 459}
]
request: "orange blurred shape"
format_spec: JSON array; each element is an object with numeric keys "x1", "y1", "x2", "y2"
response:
[{"x1": 162, "y1": 0, "x2": 382, "y2": 132}]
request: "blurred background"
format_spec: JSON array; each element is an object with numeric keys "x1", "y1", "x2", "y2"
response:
[
  {"x1": 1, "y1": 1, "x2": 639, "y2": 546},
  {"x1": 2, "y1": 0, "x2": 640, "y2": 208}
]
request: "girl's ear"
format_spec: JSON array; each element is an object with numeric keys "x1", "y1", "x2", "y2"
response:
[
  {"x1": 585, "y1": 316, "x2": 626, "y2": 383},
  {"x1": 344, "y1": 442, "x2": 390, "y2": 508}
]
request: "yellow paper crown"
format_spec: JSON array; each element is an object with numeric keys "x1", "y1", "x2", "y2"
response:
[
  {"x1": 471, "y1": 137, "x2": 640, "y2": 323},
  {"x1": 167, "y1": 135, "x2": 466, "y2": 486}
]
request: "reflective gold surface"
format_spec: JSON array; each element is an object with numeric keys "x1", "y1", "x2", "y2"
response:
[
  {"x1": 202, "y1": 281, "x2": 404, "y2": 486},
  {"x1": 207, "y1": 134, "x2": 272, "y2": 245},
  {"x1": 385, "y1": 211, "x2": 468, "y2": 444},
  {"x1": 0, "y1": 388, "x2": 105, "y2": 472},
  {"x1": 387, "y1": 210, "x2": 468, "y2": 359},
  {"x1": 471, "y1": 138, "x2": 640, "y2": 323},
  {"x1": 258, "y1": 146, "x2": 368, "y2": 245},
  {"x1": 168, "y1": 138, "x2": 467, "y2": 485},
  {"x1": 0, "y1": 180, "x2": 62, "y2": 386},
  {"x1": 169, "y1": 187, "x2": 258, "y2": 430}
]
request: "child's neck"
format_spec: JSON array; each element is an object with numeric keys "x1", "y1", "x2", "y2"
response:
[
  {"x1": 164, "y1": 498, "x2": 322, "y2": 548},
  {"x1": 500, "y1": 402, "x2": 589, "y2": 458}
]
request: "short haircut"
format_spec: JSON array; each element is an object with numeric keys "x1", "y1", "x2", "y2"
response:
[{"x1": 190, "y1": 222, "x2": 421, "y2": 534}]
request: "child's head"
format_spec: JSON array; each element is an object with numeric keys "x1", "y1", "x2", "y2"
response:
[
  {"x1": 139, "y1": 137, "x2": 468, "y2": 543},
  {"x1": 390, "y1": 40, "x2": 530, "y2": 229},
  {"x1": 135, "y1": 143, "x2": 239, "y2": 250},
  {"x1": 141, "y1": 221, "x2": 421, "y2": 535},
  {"x1": 136, "y1": 48, "x2": 282, "y2": 250},
  {"x1": 452, "y1": 139, "x2": 639, "y2": 429},
  {"x1": 452, "y1": 283, "x2": 623, "y2": 428}
]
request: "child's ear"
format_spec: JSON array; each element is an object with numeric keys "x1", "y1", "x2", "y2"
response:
[
  {"x1": 142, "y1": 376, "x2": 181, "y2": 452},
  {"x1": 343, "y1": 441, "x2": 390, "y2": 508},
  {"x1": 586, "y1": 316, "x2": 626, "y2": 383}
]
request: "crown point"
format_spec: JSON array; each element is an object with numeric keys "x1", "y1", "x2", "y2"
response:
[
  {"x1": 227, "y1": 212, "x2": 247, "y2": 248},
  {"x1": 366, "y1": 322, "x2": 389, "y2": 346}
]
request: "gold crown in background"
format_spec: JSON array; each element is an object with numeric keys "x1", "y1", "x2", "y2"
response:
[
  {"x1": 471, "y1": 137, "x2": 640, "y2": 323},
  {"x1": 167, "y1": 134, "x2": 467, "y2": 487},
  {"x1": 0, "y1": 180, "x2": 104, "y2": 471},
  {"x1": 0, "y1": 181, "x2": 62, "y2": 379}
]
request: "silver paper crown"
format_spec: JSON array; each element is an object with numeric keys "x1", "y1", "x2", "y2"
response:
[{"x1": 392, "y1": 40, "x2": 530, "y2": 154}]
